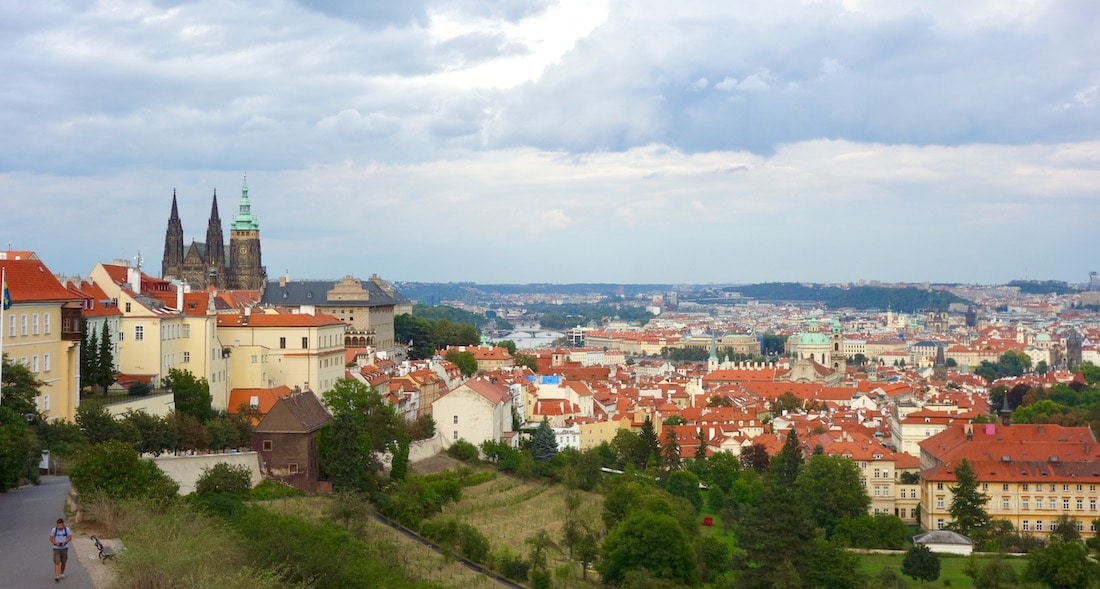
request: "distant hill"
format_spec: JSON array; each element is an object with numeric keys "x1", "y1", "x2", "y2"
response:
[
  {"x1": 1006, "y1": 280, "x2": 1076, "y2": 295},
  {"x1": 394, "y1": 281, "x2": 972, "y2": 313},
  {"x1": 718, "y1": 283, "x2": 970, "y2": 312}
]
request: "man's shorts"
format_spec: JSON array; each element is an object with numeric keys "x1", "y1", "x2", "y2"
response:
[{"x1": 53, "y1": 549, "x2": 68, "y2": 564}]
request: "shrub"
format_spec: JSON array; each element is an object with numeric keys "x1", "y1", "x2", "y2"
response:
[
  {"x1": 492, "y1": 548, "x2": 530, "y2": 581},
  {"x1": 128, "y1": 382, "x2": 152, "y2": 397},
  {"x1": 70, "y1": 441, "x2": 179, "y2": 501},
  {"x1": 420, "y1": 518, "x2": 490, "y2": 562},
  {"x1": 249, "y1": 480, "x2": 305, "y2": 500},
  {"x1": 194, "y1": 463, "x2": 253, "y2": 497},
  {"x1": 447, "y1": 439, "x2": 479, "y2": 462}
]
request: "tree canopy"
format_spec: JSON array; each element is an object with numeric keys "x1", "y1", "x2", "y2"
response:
[
  {"x1": 947, "y1": 458, "x2": 991, "y2": 540},
  {"x1": 598, "y1": 511, "x2": 699, "y2": 586}
]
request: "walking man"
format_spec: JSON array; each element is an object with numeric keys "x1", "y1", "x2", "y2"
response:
[{"x1": 50, "y1": 517, "x2": 72, "y2": 582}]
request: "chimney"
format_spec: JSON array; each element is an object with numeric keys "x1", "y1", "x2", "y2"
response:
[
  {"x1": 127, "y1": 266, "x2": 141, "y2": 293},
  {"x1": 279, "y1": 273, "x2": 289, "y2": 287},
  {"x1": 175, "y1": 280, "x2": 185, "y2": 312}
]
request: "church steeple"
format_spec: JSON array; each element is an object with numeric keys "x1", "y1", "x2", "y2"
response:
[
  {"x1": 205, "y1": 189, "x2": 227, "y2": 287},
  {"x1": 162, "y1": 189, "x2": 185, "y2": 279},
  {"x1": 231, "y1": 174, "x2": 260, "y2": 231}
]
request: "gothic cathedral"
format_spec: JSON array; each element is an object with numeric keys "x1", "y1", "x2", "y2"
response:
[{"x1": 161, "y1": 176, "x2": 266, "y2": 291}]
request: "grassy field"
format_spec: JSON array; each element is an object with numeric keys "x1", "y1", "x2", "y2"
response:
[
  {"x1": 438, "y1": 473, "x2": 605, "y2": 585},
  {"x1": 858, "y1": 551, "x2": 1028, "y2": 588},
  {"x1": 261, "y1": 496, "x2": 500, "y2": 588}
]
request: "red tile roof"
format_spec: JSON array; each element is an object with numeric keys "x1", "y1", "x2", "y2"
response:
[{"x1": 0, "y1": 259, "x2": 78, "y2": 303}]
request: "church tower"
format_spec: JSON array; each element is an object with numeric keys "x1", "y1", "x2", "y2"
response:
[
  {"x1": 162, "y1": 190, "x2": 185, "y2": 280},
  {"x1": 204, "y1": 190, "x2": 227, "y2": 288},
  {"x1": 228, "y1": 175, "x2": 265, "y2": 290}
]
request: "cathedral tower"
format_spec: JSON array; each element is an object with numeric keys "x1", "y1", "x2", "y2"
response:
[
  {"x1": 228, "y1": 175, "x2": 265, "y2": 290},
  {"x1": 162, "y1": 190, "x2": 185, "y2": 280},
  {"x1": 204, "y1": 190, "x2": 227, "y2": 288}
]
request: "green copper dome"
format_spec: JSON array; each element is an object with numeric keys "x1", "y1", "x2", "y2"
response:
[{"x1": 231, "y1": 175, "x2": 260, "y2": 231}]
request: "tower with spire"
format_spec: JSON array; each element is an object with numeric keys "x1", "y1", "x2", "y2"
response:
[
  {"x1": 161, "y1": 190, "x2": 185, "y2": 280},
  {"x1": 227, "y1": 175, "x2": 265, "y2": 290}
]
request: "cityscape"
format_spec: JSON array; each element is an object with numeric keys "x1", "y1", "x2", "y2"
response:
[{"x1": 2, "y1": 0, "x2": 1100, "y2": 587}]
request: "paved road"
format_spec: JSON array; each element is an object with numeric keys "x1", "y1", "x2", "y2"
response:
[{"x1": 0, "y1": 477, "x2": 93, "y2": 589}]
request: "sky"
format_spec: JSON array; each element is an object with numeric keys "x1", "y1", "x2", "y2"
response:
[{"x1": 1, "y1": 0, "x2": 1098, "y2": 286}]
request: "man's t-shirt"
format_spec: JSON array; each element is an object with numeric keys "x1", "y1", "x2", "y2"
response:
[{"x1": 50, "y1": 526, "x2": 71, "y2": 550}]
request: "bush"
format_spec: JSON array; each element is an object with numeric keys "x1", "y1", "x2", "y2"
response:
[
  {"x1": 194, "y1": 463, "x2": 253, "y2": 497},
  {"x1": 447, "y1": 439, "x2": 479, "y2": 462},
  {"x1": 249, "y1": 480, "x2": 305, "y2": 500},
  {"x1": 70, "y1": 441, "x2": 179, "y2": 501},
  {"x1": 492, "y1": 548, "x2": 530, "y2": 581},
  {"x1": 420, "y1": 518, "x2": 491, "y2": 562},
  {"x1": 128, "y1": 382, "x2": 151, "y2": 397}
]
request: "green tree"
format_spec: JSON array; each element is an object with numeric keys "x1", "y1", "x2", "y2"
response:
[
  {"x1": 771, "y1": 391, "x2": 802, "y2": 415},
  {"x1": 165, "y1": 368, "x2": 213, "y2": 422},
  {"x1": 947, "y1": 458, "x2": 990, "y2": 539},
  {"x1": 599, "y1": 511, "x2": 699, "y2": 586},
  {"x1": 1023, "y1": 537, "x2": 1100, "y2": 589},
  {"x1": 660, "y1": 426, "x2": 681, "y2": 471},
  {"x1": 770, "y1": 428, "x2": 803, "y2": 488},
  {"x1": 531, "y1": 417, "x2": 559, "y2": 462},
  {"x1": 514, "y1": 353, "x2": 538, "y2": 372},
  {"x1": 794, "y1": 454, "x2": 871, "y2": 537},
  {"x1": 736, "y1": 483, "x2": 816, "y2": 588},
  {"x1": 79, "y1": 318, "x2": 96, "y2": 394},
  {"x1": 665, "y1": 470, "x2": 703, "y2": 512},
  {"x1": 76, "y1": 402, "x2": 119, "y2": 444},
  {"x1": 445, "y1": 349, "x2": 478, "y2": 377},
  {"x1": 636, "y1": 417, "x2": 660, "y2": 469},
  {"x1": 610, "y1": 429, "x2": 642, "y2": 470},
  {"x1": 0, "y1": 405, "x2": 36, "y2": 491},
  {"x1": 319, "y1": 413, "x2": 377, "y2": 492},
  {"x1": 496, "y1": 340, "x2": 517, "y2": 355},
  {"x1": 322, "y1": 379, "x2": 398, "y2": 453},
  {"x1": 95, "y1": 322, "x2": 115, "y2": 393},
  {"x1": 69, "y1": 440, "x2": 179, "y2": 500},
  {"x1": 120, "y1": 410, "x2": 175, "y2": 456},
  {"x1": 901, "y1": 544, "x2": 941, "y2": 585},
  {"x1": 389, "y1": 437, "x2": 410, "y2": 481},
  {"x1": 1, "y1": 356, "x2": 44, "y2": 417}
]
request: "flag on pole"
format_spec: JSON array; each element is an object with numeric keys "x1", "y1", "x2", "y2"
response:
[{"x1": 1, "y1": 271, "x2": 9, "y2": 310}]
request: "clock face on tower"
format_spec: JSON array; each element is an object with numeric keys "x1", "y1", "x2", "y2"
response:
[{"x1": 238, "y1": 245, "x2": 248, "y2": 254}]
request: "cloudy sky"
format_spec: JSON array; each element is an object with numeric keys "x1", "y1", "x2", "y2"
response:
[{"x1": 2, "y1": 0, "x2": 1098, "y2": 286}]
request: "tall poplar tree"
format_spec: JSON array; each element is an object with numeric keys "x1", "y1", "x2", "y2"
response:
[
  {"x1": 636, "y1": 417, "x2": 660, "y2": 469},
  {"x1": 771, "y1": 427, "x2": 804, "y2": 488},
  {"x1": 96, "y1": 322, "x2": 115, "y2": 393},
  {"x1": 80, "y1": 319, "x2": 97, "y2": 394}
]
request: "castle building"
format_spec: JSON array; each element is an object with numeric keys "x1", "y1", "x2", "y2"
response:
[{"x1": 161, "y1": 176, "x2": 266, "y2": 291}]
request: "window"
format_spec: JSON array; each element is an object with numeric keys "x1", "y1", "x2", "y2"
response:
[
  {"x1": 1003, "y1": 498, "x2": 1010, "y2": 510},
  {"x1": 250, "y1": 355, "x2": 257, "y2": 364},
  {"x1": 21, "y1": 314, "x2": 27, "y2": 336},
  {"x1": 1091, "y1": 485, "x2": 1097, "y2": 492},
  {"x1": 1022, "y1": 520, "x2": 1030, "y2": 531},
  {"x1": 31, "y1": 355, "x2": 39, "y2": 372},
  {"x1": 453, "y1": 415, "x2": 459, "y2": 424},
  {"x1": 874, "y1": 486, "x2": 881, "y2": 497},
  {"x1": 262, "y1": 440, "x2": 272, "y2": 451},
  {"x1": 1023, "y1": 498, "x2": 1030, "y2": 510},
  {"x1": 8, "y1": 315, "x2": 13, "y2": 337},
  {"x1": 1035, "y1": 520, "x2": 1043, "y2": 531},
  {"x1": 182, "y1": 352, "x2": 190, "y2": 363},
  {"x1": 1050, "y1": 499, "x2": 1058, "y2": 510},
  {"x1": 937, "y1": 497, "x2": 944, "y2": 509},
  {"x1": 1064, "y1": 499, "x2": 1070, "y2": 510},
  {"x1": 900, "y1": 489, "x2": 907, "y2": 499},
  {"x1": 182, "y1": 324, "x2": 189, "y2": 338},
  {"x1": 42, "y1": 395, "x2": 49, "y2": 411},
  {"x1": 1023, "y1": 483, "x2": 1029, "y2": 491},
  {"x1": 43, "y1": 313, "x2": 50, "y2": 334},
  {"x1": 1090, "y1": 499, "x2": 1096, "y2": 511},
  {"x1": 937, "y1": 482, "x2": 944, "y2": 490},
  {"x1": 982, "y1": 483, "x2": 989, "y2": 491},
  {"x1": 125, "y1": 302, "x2": 131, "y2": 313},
  {"x1": 1050, "y1": 484, "x2": 1056, "y2": 492},
  {"x1": 1077, "y1": 521, "x2": 1085, "y2": 532},
  {"x1": 900, "y1": 509, "x2": 907, "y2": 519},
  {"x1": 279, "y1": 337, "x2": 286, "y2": 349},
  {"x1": 135, "y1": 326, "x2": 144, "y2": 341},
  {"x1": 32, "y1": 314, "x2": 39, "y2": 335},
  {"x1": 1077, "y1": 484, "x2": 1083, "y2": 492},
  {"x1": 453, "y1": 430, "x2": 459, "y2": 440},
  {"x1": 1003, "y1": 483, "x2": 1010, "y2": 491},
  {"x1": 874, "y1": 468, "x2": 881, "y2": 479},
  {"x1": 289, "y1": 464, "x2": 299, "y2": 474},
  {"x1": 43, "y1": 354, "x2": 50, "y2": 372},
  {"x1": 1077, "y1": 499, "x2": 1084, "y2": 510},
  {"x1": 302, "y1": 337, "x2": 308, "y2": 349},
  {"x1": 936, "y1": 519, "x2": 945, "y2": 530}
]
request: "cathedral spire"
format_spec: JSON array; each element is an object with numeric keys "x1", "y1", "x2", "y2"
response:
[
  {"x1": 231, "y1": 174, "x2": 259, "y2": 231},
  {"x1": 162, "y1": 189, "x2": 185, "y2": 279}
]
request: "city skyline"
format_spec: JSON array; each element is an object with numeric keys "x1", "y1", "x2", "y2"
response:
[{"x1": 1, "y1": 0, "x2": 1098, "y2": 284}]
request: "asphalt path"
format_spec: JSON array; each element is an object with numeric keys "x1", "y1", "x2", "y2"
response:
[{"x1": 0, "y1": 477, "x2": 93, "y2": 589}]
